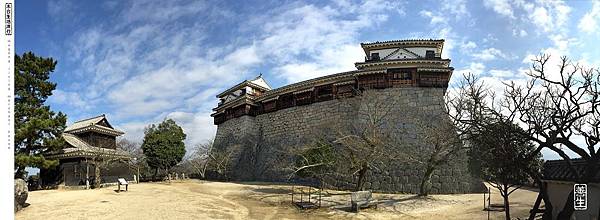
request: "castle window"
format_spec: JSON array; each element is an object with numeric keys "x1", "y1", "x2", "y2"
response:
[
  {"x1": 388, "y1": 68, "x2": 415, "y2": 86},
  {"x1": 315, "y1": 85, "x2": 333, "y2": 101},
  {"x1": 371, "y1": 53, "x2": 380, "y2": 61},
  {"x1": 262, "y1": 100, "x2": 277, "y2": 113},
  {"x1": 335, "y1": 84, "x2": 354, "y2": 98},
  {"x1": 418, "y1": 72, "x2": 449, "y2": 88},
  {"x1": 391, "y1": 72, "x2": 412, "y2": 80},
  {"x1": 295, "y1": 91, "x2": 313, "y2": 105},
  {"x1": 425, "y1": 50, "x2": 435, "y2": 59},
  {"x1": 277, "y1": 93, "x2": 295, "y2": 109},
  {"x1": 358, "y1": 74, "x2": 387, "y2": 89}
]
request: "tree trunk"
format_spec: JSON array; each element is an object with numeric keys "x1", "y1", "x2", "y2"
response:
[
  {"x1": 503, "y1": 190, "x2": 511, "y2": 220},
  {"x1": 355, "y1": 165, "x2": 368, "y2": 191},
  {"x1": 419, "y1": 166, "x2": 435, "y2": 196},
  {"x1": 200, "y1": 161, "x2": 208, "y2": 179},
  {"x1": 153, "y1": 168, "x2": 159, "y2": 181}
]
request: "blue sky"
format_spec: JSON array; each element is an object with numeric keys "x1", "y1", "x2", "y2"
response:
[{"x1": 16, "y1": 0, "x2": 600, "y2": 159}]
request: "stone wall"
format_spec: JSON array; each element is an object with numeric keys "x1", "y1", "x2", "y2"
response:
[{"x1": 213, "y1": 87, "x2": 484, "y2": 193}]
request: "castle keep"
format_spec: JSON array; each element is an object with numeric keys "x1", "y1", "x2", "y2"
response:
[{"x1": 212, "y1": 39, "x2": 481, "y2": 193}]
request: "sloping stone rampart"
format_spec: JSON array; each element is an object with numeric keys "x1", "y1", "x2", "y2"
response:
[{"x1": 213, "y1": 87, "x2": 484, "y2": 193}]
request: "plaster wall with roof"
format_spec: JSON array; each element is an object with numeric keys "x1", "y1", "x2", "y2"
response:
[
  {"x1": 544, "y1": 181, "x2": 600, "y2": 219},
  {"x1": 542, "y1": 159, "x2": 600, "y2": 219}
]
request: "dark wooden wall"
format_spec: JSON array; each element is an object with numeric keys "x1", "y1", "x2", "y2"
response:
[
  {"x1": 79, "y1": 132, "x2": 117, "y2": 149},
  {"x1": 213, "y1": 68, "x2": 450, "y2": 125}
]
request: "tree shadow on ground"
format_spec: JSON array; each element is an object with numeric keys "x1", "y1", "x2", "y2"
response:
[
  {"x1": 375, "y1": 195, "x2": 421, "y2": 206},
  {"x1": 251, "y1": 188, "x2": 292, "y2": 194}
]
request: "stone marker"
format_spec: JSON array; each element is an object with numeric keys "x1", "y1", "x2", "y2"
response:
[{"x1": 14, "y1": 179, "x2": 28, "y2": 212}]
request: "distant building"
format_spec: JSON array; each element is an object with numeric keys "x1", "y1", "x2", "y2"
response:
[
  {"x1": 542, "y1": 159, "x2": 600, "y2": 219},
  {"x1": 211, "y1": 39, "x2": 485, "y2": 193},
  {"x1": 41, "y1": 114, "x2": 133, "y2": 188}
]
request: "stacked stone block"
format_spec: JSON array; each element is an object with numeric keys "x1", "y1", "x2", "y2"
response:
[{"x1": 213, "y1": 87, "x2": 484, "y2": 193}]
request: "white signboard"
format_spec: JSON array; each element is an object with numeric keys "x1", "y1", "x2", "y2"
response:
[
  {"x1": 118, "y1": 178, "x2": 128, "y2": 185},
  {"x1": 574, "y1": 184, "x2": 587, "y2": 211}
]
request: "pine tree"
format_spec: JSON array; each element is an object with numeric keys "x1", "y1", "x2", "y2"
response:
[{"x1": 14, "y1": 52, "x2": 67, "y2": 179}]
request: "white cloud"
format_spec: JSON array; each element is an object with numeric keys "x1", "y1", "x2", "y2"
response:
[
  {"x1": 483, "y1": 0, "x2": 515, "y2": 18},
  {"x1": 440, "y1": 0, "x2": 470, "y2": 20},
  {"x1": 62, "y1": 1, "x2": 405, "y2": 153},
  {"x1": 456, "y1": 62, "x2": 486, "y2": 77},
  {"x1": 459, "y1": 41, "x2": 477, "y2": 51},
  {"x1": 489, "y1": 69, "x2": 514, "y2": 78},
  {"x1": 531, "y1": 7, "x2": 552, "y2": 32},
  {"x1": 419, "y1": 10, "x2": 447, "y2": 25},
  {"x1": 254, "y1": 1, "x2": 402, "y2": 83},
  {"x1": 274, "y1": 44, "x2": 363, "y2": 83},
  {"x1": 47, "y1": 0, "x2": 78, "y2": 23},
  {"x1": 519, "y1": 0, "x2": 571, "y2": 34},
  {"x1": 578, "y1": 1, "x2": 600, "y2": 33},
  {"x1": 48, "y1": 90, "x2": 88, "y2": 110},
  {"x1": 512, "y1": 29, "x2": 528, "y2": 37},
  {"x1": 472, "y1": 48, "x2": 507, "y2": 61}
]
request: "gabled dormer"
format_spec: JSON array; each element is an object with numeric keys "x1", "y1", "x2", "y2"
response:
[
  {"x1": 64, "y1": 114, "x2": 124, "y2": 150},
  {"x1": 360, "y1": 39, "x2": 444, "y2": 62},
  {"x1": 216, "y1": 74, "x2": 271, "y2": 106}
]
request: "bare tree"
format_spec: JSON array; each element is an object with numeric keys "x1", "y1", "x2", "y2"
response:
[
  {"x1": 88, "y1": 148, "x2": 127, "y2": 188},
  {"x1": 403, "y1": 114, "x2": 464, "y2": 196},
  {"x1": 449, "y1": 54, "x2": 599, "y2": 219},
  {"x1": 187, "y1": 140, "x2": 214, "y2": 179},
  {"x1": 331, "y1": 89, "x2": 404, "y2": 191},
  {"x1": 287, "y1": 139, "x2": 337, "y2": 181},
  {"x1": 205, "y1": 145, "x2": 235, "y2": 180}
]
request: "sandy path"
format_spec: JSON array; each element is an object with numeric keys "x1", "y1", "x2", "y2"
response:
[
  {"x1": 16, "y1": 180, "x2": 538, "y2": 220},
  {"x1": 17, "y1": 180, "x2": 322, "y2": 220}
]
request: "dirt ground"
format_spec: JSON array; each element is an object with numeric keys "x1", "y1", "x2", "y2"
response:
[{"x1": 16, "y1": 180, "x2": 539, "y2": 220}]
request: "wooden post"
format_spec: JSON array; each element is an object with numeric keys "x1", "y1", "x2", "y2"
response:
[
  {"x1": 487, "y1": 187, "x2": 490, "y2": 220},
  {"x1": 319, "y1": 181, "x2": 323, "y2": 208},
  {"x1": 483, "y1": 188, "x2": 487, "y2": 209},
  {"x1": 85, "y1": 158, "x2": 90, "y2": 189},
  {"x1": 308, "y1": 187, "x2": 311, "y2": 203}
]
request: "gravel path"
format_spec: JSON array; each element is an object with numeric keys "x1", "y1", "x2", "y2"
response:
[{"x1": 16, "y1": 180, "x2": 538, "y2": 220}]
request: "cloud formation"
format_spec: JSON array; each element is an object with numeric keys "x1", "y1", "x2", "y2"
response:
[{"x1": 25, "y1": 0, "x2": 595, "y2": 160}]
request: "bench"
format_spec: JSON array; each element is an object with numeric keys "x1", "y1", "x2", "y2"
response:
[
  {"x1": 351, "y1": 191, "x2": 377, "y2": 212},
  {"x1": 117, "y1": 178, "x2": 128, "y2": 193}
]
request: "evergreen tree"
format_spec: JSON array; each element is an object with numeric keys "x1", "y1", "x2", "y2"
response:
[
  {"x1": 141, "y1": 119, "x2": 187, "y2": 177},
  {"x1": 14, "y1": 52, "x2": 67, "y2": 178}
]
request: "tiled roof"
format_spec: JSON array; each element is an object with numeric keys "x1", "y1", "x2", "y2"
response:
[
  {"x1": 361, "y1": 39, "x2": 445, "y2": 46},
  {"x1": 64, "y1": 114, "x2": 124, "y2": 136},
  {"x1": 360, "y1": 39, "x2": 444, "y2": 49},
  {"x1": 216, "y1": 75, "x2": 272, "y2": 98},
  {"x1": 543, "y1": 159, "x2": 600, "y2": 182},
  {"x1": 46, "y1": 133, "x2": 130, "y2": 159}
]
